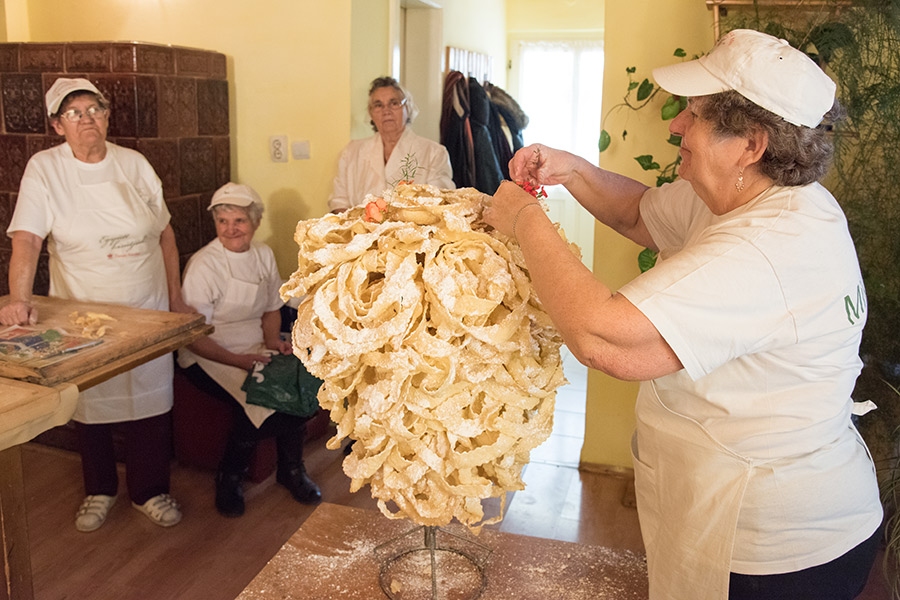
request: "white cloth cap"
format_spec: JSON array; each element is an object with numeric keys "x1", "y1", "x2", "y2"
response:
[
  {"x1": 651, "y1": 29, "x2": 836, "y2": 128},
  {"x1": 45, "y1": 77, "x2": 102, "y2": 116},
  {"x1": 208, "y1": 182, "x2": 262, "y2": 210}
]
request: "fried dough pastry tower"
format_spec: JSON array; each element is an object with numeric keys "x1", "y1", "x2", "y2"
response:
[{"x1": 281, "y1": 183, "x2": 578, "y2": 531}]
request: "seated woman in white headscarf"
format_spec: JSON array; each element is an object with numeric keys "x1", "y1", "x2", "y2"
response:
[{"x1": 178, "y1": 182, "x2": 321, "y2": 517}]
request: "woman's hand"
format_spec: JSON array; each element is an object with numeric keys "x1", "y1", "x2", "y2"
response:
[
  {"x1": 508, "y1": 144, "x2": 577, "y2": 187},
  {"x1": 268, "y1": 338, "x2": 294, "y2": 355},
  {"x1": 240, "y1": 352, "x2": 272, "y2": 372},
  {"x1": 482, "y1": 181, "x2": 546, "y2": 239},
  {"x1": 0, "y1": 300, "x2": 38, "y2": 326}
]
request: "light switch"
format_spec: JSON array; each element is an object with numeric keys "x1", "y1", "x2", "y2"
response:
[{"x1": 292, "y1": 140, "x2": 311, "y2": 160}]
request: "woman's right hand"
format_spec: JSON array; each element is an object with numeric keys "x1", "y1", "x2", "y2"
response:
[
  {"x1": 0, "y1": 300, "x2": 38, "y2": 326},
  {"x1": 240, "y1": 352, "x2": 273, "y2": 372},
  {"x1": 508, "y1": 144, "x2": 577, "y2": 187}
]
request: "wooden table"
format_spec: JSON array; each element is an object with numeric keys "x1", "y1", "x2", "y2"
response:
[
  {"x1": 0, "y1": 295, "x2": 212, "y2": 600},
  {"x1": 238, "y1": 503, "x2": 648, "y2": 600}
]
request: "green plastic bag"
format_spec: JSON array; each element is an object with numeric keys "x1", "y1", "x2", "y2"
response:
[{"x1": 241, "y1": 353, "x2": 322, "y2": 418}]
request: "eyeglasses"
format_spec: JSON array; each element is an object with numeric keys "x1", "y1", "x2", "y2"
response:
[
  {"x1": 369, "y1": 98, "x2": 406, "y2": 112},
  {"x1": 58, "y1": 105, "x2": 108, "y2": 123}
]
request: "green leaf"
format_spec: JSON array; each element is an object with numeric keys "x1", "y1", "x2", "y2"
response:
[
  {"x1": 660, "y1": 96, "x2": 682, "y2": 120},
  {"x1": 674, "y1": 48, "x2": 687, "y2": 58},
  {"x1": 667, "y1": 134, "x2": 682, "y2": 146},
  {"x1": 626, "y1": 66, "x2": 636, "y2": 74},
  {"x1": 638, "y1": 248, "x2": 658, "y2": 272},
  {"x1": 598, "y1": 129, "x2": 611, "y2": 153},
  {"x1": 636, "y1": 79, "x2": 654, "y2": 102},
  {"x1": 628, "y1": 81, "x2": 639, "y2": 91},
  {"x1": 635, "y1": 155, "x2": 660, "y2": 171},
  {"x1": 656, "y1": 174, "x2": 678, "y2": 186}
]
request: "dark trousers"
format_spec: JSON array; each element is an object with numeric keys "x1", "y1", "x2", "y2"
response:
[
  {"x1": 76, "y1": 411, "x2": 172, "y2": 505},
  {"x1": 182, "y1": 364, "x2": 308, "y2": 475},
  {"x1": 729, "y1": 524, "x2": 882, "y2": 600}
]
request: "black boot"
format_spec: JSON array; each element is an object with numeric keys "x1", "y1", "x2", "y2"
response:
[
  {"x1": 276, "y1": 429, "x2": 322, "y2": 505},
  {"x1": 215, "y1": 471, "x2": 245, "y2": 517},
  {"x1": 214, "y1": 437, "x2": 256, "y2": 517}
]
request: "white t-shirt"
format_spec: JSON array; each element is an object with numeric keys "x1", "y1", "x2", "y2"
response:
[
  {"x1": 328, "y1": 127, "x2": 455, "y2": 212},
  {"x1": 178, "y1": 238, "x2": 284, "y2": 358},
  {"x1": 620, "y1": 179, "x2": 882, "y2": 573},
  {"x1": 8, "y1": 141, "x2": 173, "y2": 423}
]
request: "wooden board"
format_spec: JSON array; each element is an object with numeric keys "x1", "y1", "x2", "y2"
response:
[{"x1": 0, "y1": 296, "x2": 212, "y2": 388}]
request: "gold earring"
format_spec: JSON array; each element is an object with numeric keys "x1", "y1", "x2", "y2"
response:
[{"x1": 735, "y1": 168, "x2": 745, "y2": 192}]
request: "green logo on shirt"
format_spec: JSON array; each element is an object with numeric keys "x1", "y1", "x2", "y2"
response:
[{"x1": 844, "y1": 283, "x2": 867, "y2": 325}]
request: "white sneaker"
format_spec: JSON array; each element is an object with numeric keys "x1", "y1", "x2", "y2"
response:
[
  {"x1": 75, "y1": 494, "x2": 117, "y2": 532},
  {"x1": 132, "y1": 493, "x2": 182, "y2": 527}
]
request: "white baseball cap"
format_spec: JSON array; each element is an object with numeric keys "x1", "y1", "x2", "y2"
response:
[
  {"x1": 45, "y1": 77, "x2": 104, "y2": 116},
  {"x1": 651, "y1": 29, "x2": 836, "y2": 128},
  {"x1": 208, "y1": 182, "x2": 263, "y2": 210}
]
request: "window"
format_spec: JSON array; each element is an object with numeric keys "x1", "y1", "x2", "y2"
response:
[{"x1": 510, "y1": 39, "x2": 604, "y2": 271}]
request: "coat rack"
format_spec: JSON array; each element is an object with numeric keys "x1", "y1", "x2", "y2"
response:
[{"x1": 444, "y1": 46, "x2": 493, "y2": 83}]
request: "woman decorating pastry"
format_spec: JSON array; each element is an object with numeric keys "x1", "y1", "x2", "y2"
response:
[
  {"x1": 328, "y1": 76, "x2": 454, "y2": 213},
  {"x1": 178, "y1": 182, "x2": 321, "y2": 517},
  {"x1": 484, "y1": 30, "x2": 882, "y2": 600},
  {"x1": 1, "y1": 77, "x2": 189, "y2": 532}
]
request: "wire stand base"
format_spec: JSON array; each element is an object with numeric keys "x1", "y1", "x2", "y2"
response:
[{"x1": 374, "y1": 525, "x2": 492, "y2": 600}]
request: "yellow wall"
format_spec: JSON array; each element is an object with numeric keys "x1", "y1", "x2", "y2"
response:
[
  {"x1": 443, "y1": 0, "x2": 507, "y2": 88},
  {"x1": 507, "y1": 0, "x2": 603, "y2": 33},
  {"x1": 585, "y1": 0, "x2": 714, "y2": 468},
  {"x1": 8, "y1": 0, "x2": 352, "y2": 277}
]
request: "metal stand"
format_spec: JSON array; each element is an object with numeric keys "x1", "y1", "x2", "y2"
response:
[{"x1": 374, "y1": 525, "x2": 492, "y2": 600}]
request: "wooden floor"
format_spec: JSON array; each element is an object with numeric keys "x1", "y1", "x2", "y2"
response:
[{"x1": 17, "y1": 351, "x2": 892, "y2": 599}]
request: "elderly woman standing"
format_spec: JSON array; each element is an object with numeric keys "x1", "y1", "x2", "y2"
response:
[
  {"x1": 484, "y1": 30, "x2": 881, "y2": 600},
  {"x1": 0, "y1": 78, "x2": 188, "y2": 532},
  {"x1": 178, "y1": 183, "x2": 321, "y2": 517},
  {"x1": 327, "y1": 76, "x2": 454, "y2": 213}
]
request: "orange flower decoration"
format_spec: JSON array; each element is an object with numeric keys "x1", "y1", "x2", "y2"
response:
[{"x1": 364, "y1": 197, "x2": 388, "y2": 222}]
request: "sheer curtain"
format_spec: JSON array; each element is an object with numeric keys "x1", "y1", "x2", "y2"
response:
[{"x1": 512, "y1": 39, "x2": 604, "y2": 270}]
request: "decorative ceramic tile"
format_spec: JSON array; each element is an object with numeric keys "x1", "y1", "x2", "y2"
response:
[
  {"x1": 175, "y1": 78, "x2": 198, "y2": 138},
  {"x1": 213, "y1": 136, "x2": 231, "y2": 188},
  {"x1": 211, "y1": 53, "x2": 227, "y2": 80},
  {"x1": 179, "y1": 137, "x2": 215, "y2": 195},
  {"x1": 175, "y1": 48, "x2": 212, "y2": 77},
  {"x1": 33, "y1": 253, "x2": 50, "y2": 295},
  {"x1": 2, "y1": 73, "x2": 45, "y2": 134},
  {"x1": 137, "y1": 138, "x2": 180, "y2": 199},
  {"x1": 95, "y1": 75, "x2": 137, "y2": 138},
  {"x1": 0, "y1": 45, "x2": 19, "y2": 73},
  {"x1": 0, "y1": 135, "x2": 28, "y2": 193},
  {"x1": 157, "y1": 77, "x2": 179, "y2": 139},
  {"x1": 197, "y1": 79, "x2": 228, "y2": 136},
  {"x1": 136, "y1": 75, "x2": 158, "y2": 138},
  {"x1": 112, "y1": 44, "x2": 137, "y2": 73},
  {"x1": 20, "y1": 44, "x2": 65, "y2": 72},
  {"x1": 0, "y1": 192, "x2": 11, "y2": 250},
  {"x1": 166, "y1": 194, "x2": 203, "y2": 255},
  {"x1": 136, "y1": 44, "x2": 175, "y2": 75},
  {"x1": 66, "y1": 44, "x2": 111, "y2": 72},
  {"x1": 0, "y1": 249, "x2": 9, "y2": 295},
  {"x1": 199, "y1": 192, "x2": 217, "y2": 242},
  {"x1": 109, "y1": 137, "x2": 137, "y2": 150}
]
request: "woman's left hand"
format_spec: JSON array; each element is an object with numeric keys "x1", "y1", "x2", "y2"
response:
[
  {"x1": 482, "y1": 180, "x2": 543, "y2": 238},
  {"x1": 169, "y1": 295, "x2": 197, "y2": 315}
]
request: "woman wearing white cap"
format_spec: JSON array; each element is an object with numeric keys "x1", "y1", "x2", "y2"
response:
[
  {"x1": 0, "y1": 77, "x2": 189, "y2": 531},
  {"x1": 177, "y1": 182, "x2": 321, "y2": 517},
  {"x1": 327, "y1": 76, "x2": 455, "y2": 213},
  {"x1": 484, "y1": 29, "x2": 881, "y2": 600}
]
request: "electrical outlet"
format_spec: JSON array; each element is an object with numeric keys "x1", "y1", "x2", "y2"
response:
[{"x1": 269, "y1": 135, "x2": 288, "y2": 163}]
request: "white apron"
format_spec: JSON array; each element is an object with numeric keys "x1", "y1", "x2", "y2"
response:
[
  {"x1": 49, "y1": 167, "x2": 172, "y2": 424},
  {"x1": 180, "y1": 244, "x2": 275, "y2": 428},
  {"x1": 632, "y1": 380, "x2": 757, "y2": 600}
]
